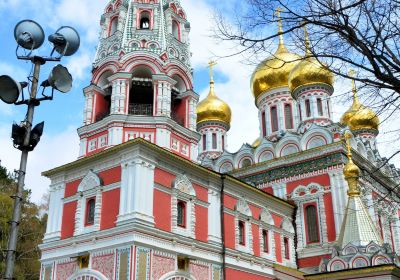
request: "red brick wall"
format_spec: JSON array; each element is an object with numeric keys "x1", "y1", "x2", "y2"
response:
[
  {"x1": 195, "y1": 205, "x2": 208, "y2": 242},
  {"x1": 100, "y1": 188, "x2": 120, "y2": 230},
  {"x1": 64, "y1": 179, "x2": 80, "y2": 198},
  {"x1": 154, "y1": 168, "x2": 175, "y2": 187},
  {"x1": 153, "y1": 189, "x2": 171, "y2": 232},
  {"x1": 99, "y1": 166, "x2": 121, "y2": 185},
  {"x1": 61, "y1": 201, "x2": 77, "y2": 239},
  {"x1": 252, "y1": 223, "x2": 260, "y2": 257},
  {"x1": 274, "y1": 232, "x2": 282, "y2": 263},
  {"x1": 224, "y1": 213, "x2": 236, "y2": 249}
]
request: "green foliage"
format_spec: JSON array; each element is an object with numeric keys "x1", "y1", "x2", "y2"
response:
[{"x1": 0, "y1": 164, "x2": 46, "y2": 280}]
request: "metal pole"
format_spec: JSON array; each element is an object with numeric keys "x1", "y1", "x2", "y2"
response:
[{"x1": 4, "y1": 56, "x2": 44, "y2": 279}]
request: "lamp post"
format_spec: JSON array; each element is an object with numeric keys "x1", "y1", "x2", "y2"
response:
[{"x1": 0, "y1": 20, "x2": 80, "y2": 279}]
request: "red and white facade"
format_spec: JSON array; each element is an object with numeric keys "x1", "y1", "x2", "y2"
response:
[{"x1": 40, "y1": 0, "x2": 400, "y2": 279}]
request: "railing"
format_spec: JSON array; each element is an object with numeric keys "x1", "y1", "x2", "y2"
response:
[
  {"x1": 95, "y1": 111, "x2": 110, "y2": 122},
  {"x1": 128, "y1": 104, "x2": 153, "y2": 116}
]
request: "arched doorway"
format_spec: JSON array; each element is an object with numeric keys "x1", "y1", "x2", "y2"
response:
[
  {"x1": 67, "y1": 269, "x2": 108, "y2": 280},
  {"x1": 160, "y1": 271, "x2": 196, "y2": 280}
]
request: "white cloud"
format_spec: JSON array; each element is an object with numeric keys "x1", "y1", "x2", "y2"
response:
[{"x1": 0, "y1": 125, "x2": 79, "y2": 203}]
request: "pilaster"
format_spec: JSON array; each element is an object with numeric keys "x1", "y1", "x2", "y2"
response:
[{"x1": 208, "y1": 189, "x2": 221, "y2": 243}]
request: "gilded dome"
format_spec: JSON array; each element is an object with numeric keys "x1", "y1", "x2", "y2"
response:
[
  {"x1": 251, "y1": 40, "x2": 300, "y2": 103},
  {"x1": 288, "y1": 56, "x2": 334, "y2": 97},
  {"x1": 340, "y1": 90, "x2": 379, "y2": 132},
  {"x1": 251, "y1": 137, "x2": 261, "y2": 148},
  {"x1": 196, "y1": 81, "x2": 231, "y2": 127}
]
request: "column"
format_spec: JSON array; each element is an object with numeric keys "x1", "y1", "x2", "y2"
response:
[
  {"x1": 265, "y1": 106, "x2": 271, "y2": 136},
  {"x1": 110, "y1": 81, "x2": 117, "y2": 114},
  {"x1": 117, "y1": 157, "x2": 156, "y2": 226},
  {"x1": 157, "y1": 81, "x2": 162, "y2": 115},
  {"x1": 318, "y1": 194, "x2": 328, "y2": 243},
  {"x1": 43, "y1": 184, "x2": 64, "y2": 241},
  {"x1": 277, "y1": 101, "x2": 284, "y2": 131},
  {"x1": 84, "y1": 92, "x2": 94, "y2": 124},
  {"x1": 208, "y1": 189, "x2": 222, "y2": 243},
  {"x1": 311, "y1": 96, "x2": 318, "y2": 118}
]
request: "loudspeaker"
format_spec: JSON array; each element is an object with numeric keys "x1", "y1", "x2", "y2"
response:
[{"x1": 14, "y1": 19, "x2": 45, "y2": 50}]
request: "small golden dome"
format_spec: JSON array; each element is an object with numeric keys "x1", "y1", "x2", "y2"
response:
[
  {"x1": 343, "y1": 158, "x2": 360, "y2": 178},
  {"x1": 251, "y1": 137, "x2": 261, "y2": 148},
  {"x1": 340, "y1": 78, "x2": 379, "y2": 132},
  {"x1": 343, "y1": 131, "x2": 361, "y2": 197},
  {"x1": 251, "y1": 42, "x2": 300, "y2": 102},
  {"x1": 288, "y1": 28, "x2": 333, "y2": 97},
  {"x1": 196, "y1": 81, "x2": 231, "y2": 127}
]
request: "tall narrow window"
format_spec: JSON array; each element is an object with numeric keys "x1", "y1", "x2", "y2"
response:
[
  {"x1": 212, "y1": 133, "x2": 217, "y2": 149},
  {"x1": 202, "y1": 135, "x2": 206, "y2": 151},
  {"x1": 262, "y1": 229, "x2": 269, "y2": 253},
  {"x1": 284, "y1": 237, "x2": 290, "y2": 259},
  {"x1": 140, "y1": 12, "x2": 150, "y2": 29},
  {"x1": 86, "y1": 198, "x2": 95, "y2": 225},
  {"x1": 177, "y1": 201, "x2": 186, "y2": 228},
  {"x1": 262, "y1": 111, "x2": 266, "y2": 137},
  {"x1": 238, "y1": 221, "x2": 245, "y2": 245},
  {"x1": 305, "y1": 205, "x2": 319, "y2": 243},
  {"x1": 305, "y1": 99, "x2": 311, "y2": 117},
  {"x1": 172, "y1": 20, "x2": 180, "y2": 40},
  {"x1": 317, "y1": 98, "x2": 323, "y2": 116},
  {"x1": 270, "y1": 106, "x2": 278, "y2": 132},
  {"x1": 284, "y1": 104, "x2": 293, "y2": 129},
  {"x1": 327, "y1": 101, "x2": 331, "y2": 118},
  {"x1": 222, "y1": 135, "x2": 225, "y2": 150},
  {"x1": 109, "y1": 17, "x2": 118, "y2": 36},
  {"x1": 298, "y1": 103, "x2": 302, "y2": 121}
]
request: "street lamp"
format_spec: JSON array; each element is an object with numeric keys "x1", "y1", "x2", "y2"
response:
[{"x1": 0, "y1": 19, "x2": 80, "y2": 279}]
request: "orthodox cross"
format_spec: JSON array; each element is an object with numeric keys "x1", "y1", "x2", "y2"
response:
[{"x1": 208, "y1": 60, "x2": 217, "y2": 82}]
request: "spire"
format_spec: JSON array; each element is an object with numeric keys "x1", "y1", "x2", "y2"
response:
[
  {"x1": 208, "y1": 60, "x2": 217, "y2": 96},
  {"x1": 303, "y1": 24, "x2": 311, "y2": 57},
  {"x1": 337, "y1": 131, "x2": 383, "y2": 248},
  {"x1": 275, "y1": 7, "x2": 287, "y2": 52}
]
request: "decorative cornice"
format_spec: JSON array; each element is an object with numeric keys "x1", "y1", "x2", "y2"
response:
[{"x1": 305, "y1": 264, "x2": 400, "y2": 279}]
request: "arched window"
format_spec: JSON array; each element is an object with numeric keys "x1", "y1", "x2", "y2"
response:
[
  {"x1": 284, "y1": 237, "x2": 290, "y2": 259},
  {"x1": 284, "y1": 104, "x2": 293, "y2": 129},
  {"x1": 270, "y1": 106, "x2": 278, "y2": 132},
  {"x1": 202, "y1": 135, "x2": 206, "y2": 151},
  {"x1": 305, "y1": 99, "x2": 311, "y2": 117},
  {"x1": 212, "y1": 133, "x2": 217, "y2": 149},
  {"x1": 140, "y1": 12, "x2": 150, "y2": 29},
  {"x1": 317, "y1": 98, "x2": 323, "y2": 116},
  {"x1": 262, "y1": 111, "x2": 266, "y2": 137},
  {"x1": 262, "y1": 229, "x2": 269, "y2": 253},
  {"x1": 177, "y1": 200, "x2": 186, "y2": 228},
  {"x1": 305, "y1": 205, "x2": 319, "y2": 243},
  {"x1": 109, "y1": 17, "x2": 118, "y2": 36},
  {"x1": 86, "y1": 198, "x2": 96, "y2": 225},
  {"x1": 298, "y1": 103, "x2": 302, "y2": 121},
  {"x1": 172, "y1": 20, "x2": 180, "y2": 40},
  {"x1": 238, "y1": 221, "x2": 245, "y2": 245},
  {"x1": 241, "y1": 158, "x2": 252, "y2": 168},
  {"x1": 222, "y1": 135, "x2": 225, "y2": 150}
]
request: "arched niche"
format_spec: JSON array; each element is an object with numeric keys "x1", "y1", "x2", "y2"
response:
[{"x1": 129, "y1": 65, "x2": 154, "y2": 116}]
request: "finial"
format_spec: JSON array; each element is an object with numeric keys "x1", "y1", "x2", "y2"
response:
[
  {"x1": 348, "y1": 69, "x2": 360, "y2": 104},
  {"x1": 275, "y1": 7, "x2": 285, "y2": 48},
  {"x1": 208, "y1": 60, "x2": 217, "y2": 96},
  {"x1": 344, "y1": 130, "x2": 352, "y2": 159},
  {"x1": 343, "y1": 130, "x2": 361, "y2": 197}
]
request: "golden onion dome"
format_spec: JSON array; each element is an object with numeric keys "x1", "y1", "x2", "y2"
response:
[
  {"x1": 288, "y1": 28, "x2": 333, "y2": 97},
  {"x1": 196, "y1": 76, "x2": 231, "y2": 127},
  {"x1": 251, "y1": 40, "x2": 300, "y2": 102},
  {"x1": 340, "y1": 77, "x2": 379, "y2": 132},
  {"x1": 343, "y1": 131, "x2": 361, "y2": 197}
]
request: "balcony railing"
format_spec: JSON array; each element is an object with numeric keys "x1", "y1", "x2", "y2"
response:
[{"x1": 128, "y1": 104, "x2": 153, "y2": 116}]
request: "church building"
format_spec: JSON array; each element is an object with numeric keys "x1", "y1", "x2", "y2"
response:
[{"x1": 39, "y1": 0, "x2": 400, "y2": 279}]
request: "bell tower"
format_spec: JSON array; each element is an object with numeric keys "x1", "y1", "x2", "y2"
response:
[{"x1": 79, "y1": 0, "x2": 199, "y2": 160}]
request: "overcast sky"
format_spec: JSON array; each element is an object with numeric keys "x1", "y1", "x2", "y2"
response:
[{"x1": 0, "y1": 0, "x2": 398, "y2": 203}]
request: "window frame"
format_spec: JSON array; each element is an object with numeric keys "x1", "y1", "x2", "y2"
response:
[
  {"x1": 305, "y1": 99, "x2": 311, "y2": 118},
  {"x1": 177, "y1": 200, "x2": 186, "y2": 228},
  {"x1": 304, "y1": 203, "x2": 320, "y2": 244},
  {"x1": 284, "y1": 103, "x2": 294, "y2": 129},
  {"x1": 284, "y1": 237, "x2": 290, "y2": 260},
  {"x1": 238, "y1": 220, "x2": 246, "y2": 245},
  {"x1": 262, "y1": 111, "x2": 266, "y2": 137},
  {"x1": 212, "y1": 133, "x2": 217, "y2": 150},
  {"x1": 202, "y1": 134, "x2": 206, "y2": 151},
  {"x1": 270, "y1": 106, "x2": 279, "y2": 132},
  {"x1": 317, "y1": 98, "x2": 323, "y2": 116},
  {"x1": 85, "y1": 197, "x2": 96, "y2": 226},
  {"x1": 262, "y1": 229, "x2": 269, "y2": 253},
  {"x1": 108, "y1": 16, "x2": 119, "y2": 36}
]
